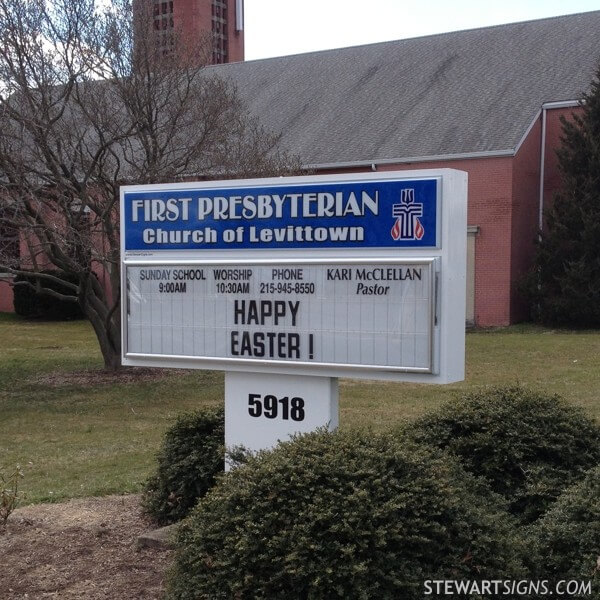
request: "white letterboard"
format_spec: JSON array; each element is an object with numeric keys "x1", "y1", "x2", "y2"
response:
[{"x1": 125, "y1": 260, "x2": 435, "y2": 373}]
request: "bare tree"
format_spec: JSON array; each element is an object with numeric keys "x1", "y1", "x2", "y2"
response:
[{"x1": 0, "y1": 0, "x2": 299, "y2": 370}]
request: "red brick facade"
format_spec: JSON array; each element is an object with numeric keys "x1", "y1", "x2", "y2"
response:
[
  {"x1": 318, "y1": 157, "x2": 514, "y2": 326},
  {"x1": 542, "y1": 107, "x2": 576, "y2": 216},
  {"x1": 315, "y1": 106, "x2": 581, "y2": 327},
  {"x1": 0, "y1": 280, "x2": 11, "y2": 311},
  {"x1": 510, "y1": 119, "x2": 542, "y2": 323}
]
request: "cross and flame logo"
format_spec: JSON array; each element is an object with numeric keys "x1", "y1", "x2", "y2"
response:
[{"x1": 391, "y1": 188, "x2": 425, "y2": 241}]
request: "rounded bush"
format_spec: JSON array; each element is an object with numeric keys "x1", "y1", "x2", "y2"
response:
[
  {"x1": 167, "y1": 429, "x2": 526, "y2": 600},
  {"x1": 406, "y1": 386, "x2": 600, "y2": 522},
  {"x1": 529, "y1": 465, "x2": 600, "y2": 594},
  {"x1": 142, "y1": 405, "x2": 224, "y2": 525}
]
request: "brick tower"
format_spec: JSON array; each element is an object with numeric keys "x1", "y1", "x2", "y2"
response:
[{"x1": 140, "y1": 0, "x2": 245, "y2": 64}]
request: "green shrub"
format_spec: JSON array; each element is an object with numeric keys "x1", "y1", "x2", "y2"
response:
[
  {"x1": 529, "y1": 465, "x2": 600, "y2": 595},
  {"x1": 13, "y1": 270, "x2": 85, "y2": 320},
  {"x1": 167, "y1": 429, "x2": 526, "y2": 600},
  {"x1": 407, "y1": 386, "x2": 600, "y2": 523},
  {"x1": 142, "y1": 406, "x2": 224, "y2": 525}
]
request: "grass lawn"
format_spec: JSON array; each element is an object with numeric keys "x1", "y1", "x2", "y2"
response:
[{"x1": 1, "y1": 313, "x2": 598, "y2": 504}]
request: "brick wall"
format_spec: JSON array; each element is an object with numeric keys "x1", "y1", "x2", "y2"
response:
[
  {"x1": 314, "y1": 108, "x2": 579, "y2": 328},
  {"x1": 174, "y1": 0, "x2": 244, "y2": 63},
  {"x1": 225, "y1": 0, "x2": 244, "y2": 63},
  {"x1": 510, "y1": 119, "x2": 542, "y2": 321},
  {"x1": 385, "y1": 159, "x2": 516, "y2": 326},
  {"x1": 0, "y1": 280, "x2": 12, "y2": 311},
  {"x1": 542, "y1": 106, "x2": 582, "y2": 218},
  {"x1": 319, "y1": 156, "x2": 515, "y2": 326}
]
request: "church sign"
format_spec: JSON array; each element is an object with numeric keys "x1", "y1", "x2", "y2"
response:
[{"x1": 121, "y1": 170, "x2": 467, "y2": 455}]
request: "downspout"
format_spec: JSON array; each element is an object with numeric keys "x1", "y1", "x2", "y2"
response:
[
  {"x1": 538, "y1": 106, "x2": 547, "y2": 239},
  {"x1": 235, "y1": 0, "x2": 244, "y2": 31}
]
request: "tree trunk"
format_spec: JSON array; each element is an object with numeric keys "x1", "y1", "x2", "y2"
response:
[
  {"x1": 86, "y1": 309, "x2": 122, "y2": 370},
  {"x1": 82, "y1": 276, "x2": 122, "y2": 371}
]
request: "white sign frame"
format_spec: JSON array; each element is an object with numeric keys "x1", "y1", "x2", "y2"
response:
[{"x1": 120, "y1": 168, "x2": 467, "y2": 384}]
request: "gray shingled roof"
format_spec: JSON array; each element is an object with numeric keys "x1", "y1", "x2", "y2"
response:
[{"x1": 212, "y1": 11, "x2": 600, "y2": 167}]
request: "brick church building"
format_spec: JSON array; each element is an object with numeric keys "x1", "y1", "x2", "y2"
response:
[{"x1": 1, "y1": 6, "x2": 599, "y2": 327}]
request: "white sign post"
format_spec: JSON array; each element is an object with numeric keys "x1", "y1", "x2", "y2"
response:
[
  {"x1": 225, "y1": 372, "x2": 338, "y2": 464},
  {"x1": 120, "y1": 169, "x2": 467, "y2": 457}
]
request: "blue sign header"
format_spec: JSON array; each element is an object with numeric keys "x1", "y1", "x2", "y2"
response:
[{"x1": 122, "y1": 178, "x2": 438, "y2": 251}]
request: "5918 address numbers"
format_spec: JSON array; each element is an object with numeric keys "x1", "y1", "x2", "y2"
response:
[{"x1": 248, "y1": 393, "x2": 305, "y2": 421}]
